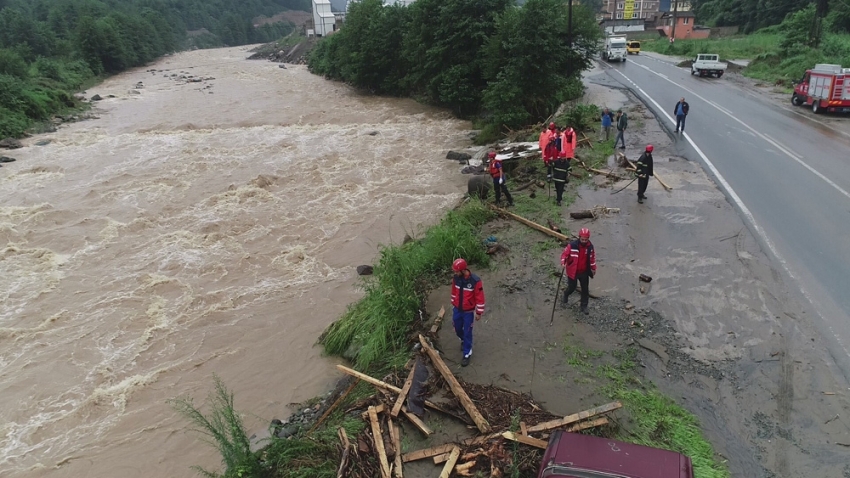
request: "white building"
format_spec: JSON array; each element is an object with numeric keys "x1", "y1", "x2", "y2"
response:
[{"x1": 312, "y1": 0, "x2": 336, "y2": 36}]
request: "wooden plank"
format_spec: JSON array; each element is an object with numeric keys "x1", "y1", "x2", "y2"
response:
[
  {"x1": 565, "y1": 416, "x2": 609, "y2": 432},
  {"x1": 403, "y1": 444, "x2": 457, "y2": 463},
  {"x1": 526, "y1": 401, "x2": 621, "y2": 433},
  {"x1": 655, "y1": 175, "x2": 673, "y2": 191},
  {"x1": 520, "y1": 422, "x2": 528, "y2": 436},
  {"x1": 368, "y1": 406, "x2": 392, "y2": 478},
  {"x1": 401, "y1": 406, "x2": 433, "y2": 437},
  {"x1": 309, "y1": 378, "x2": 360, "y2": 434},
  {"x1": 391, "y1": 421, "x2": 403, "y2": 478},
  {"x1": 336, "y1": 427, "x2": 351, "y2": 478},
  {"x1": 418, "y1": 335, "x2": 492, "y2": 434},
  {"x1": 502, "y1": 431, "x2": 548, "y2": 449},
  {"x1": 433, "y1": 452, "x2": 451, "y2": 464},
  {"x1": 429, "y1": 306, "x2": 447, "y2": 334},
  {"x1": 439, "y1": 447, "x2": 461, "y2": 478},
  {"x1": 336, "y1": 365, "x2": 453, "y2": 416},
  {"x1": 361, "y1": 403, "x2": 386, "y2": 419},
  {"x1": 489, "y1": 205, "x2": 570, "y2": 242},
  {"x1": 391, "y1": 366, "x2": 417, "y2": 418}
]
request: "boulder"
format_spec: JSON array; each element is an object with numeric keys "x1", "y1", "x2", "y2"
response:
[
  {"x1": 90, "y1": 94, "x2": 102, "y2": 101},
  {"x1": 0, "y1": 156, "x2": 17, "y2": 163},
  {"x1": 0, "y1": 138, "x2": 23, "y2": 149},
  {"x1": 467, "y1": 174, "x2": 492, "y2": 200},
  {"x1": 446, "y1": 150, "x2": 472, "y2": 161},
  {"x1": 356, "y1": 265, "x2": 374, "y2": 276}
]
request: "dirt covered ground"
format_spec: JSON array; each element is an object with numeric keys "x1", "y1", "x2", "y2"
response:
[{"x1": 407, "y1": 81, "x2": 850, "y2": 477}]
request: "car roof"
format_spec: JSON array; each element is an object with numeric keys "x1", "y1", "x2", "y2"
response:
[{"x1": 539, "y1": 431, "x2": 692, "y2": 478}]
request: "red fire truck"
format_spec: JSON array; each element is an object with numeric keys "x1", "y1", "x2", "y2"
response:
[{"x1": 791, "y1": 64, "x2": 850, "y2": 114}]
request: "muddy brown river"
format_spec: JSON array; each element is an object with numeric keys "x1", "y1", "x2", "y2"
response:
[{"x1": 0, "y1": 46, "x2": 471, "y2": 477}]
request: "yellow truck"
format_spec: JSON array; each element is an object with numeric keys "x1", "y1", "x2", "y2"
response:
[{"x1": 627, "y1": 40, "x2": 641, "y2": 55}]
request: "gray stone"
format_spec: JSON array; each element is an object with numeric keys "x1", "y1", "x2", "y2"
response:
[
  {"x1": 0, "y1": 156, "x2": 16, "y2": 163},
  {"x1": 356, "y1": 265, "x2": 373, "y2": 275},
  {"x1": 446, "y1": 150, "x2": 472, "y2": 161},
  {"x1": 90, "y1": 94, "x2": 102, "y2": 101},
  {"x1": 467, "y1": 174, "x2": 492, "y2": 200},
  {"x1": 0, "y1": 138, "x2": 23, "y2": 149}
]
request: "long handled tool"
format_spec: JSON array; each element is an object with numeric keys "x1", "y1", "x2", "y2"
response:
[
  {"x1": 610, "y1": 176, "x2": 637, "y2": 195},
  {"x1": 549, "y1": 266, "x2": 566, "y2": 326}
]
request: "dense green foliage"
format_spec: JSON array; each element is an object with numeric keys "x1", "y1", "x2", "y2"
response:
[
  {"x1": 321, "y1": 201, "x2": 494, "y2": 371},
  {"x1": 309, "y1": 0, "x2": 602, "y2": 130},
  {"x1": 0, "y1": 0, "x2": 305, "y2": 138},
  {"x1": 694, "y1": 0, "x2": 850, "y2": 35}
]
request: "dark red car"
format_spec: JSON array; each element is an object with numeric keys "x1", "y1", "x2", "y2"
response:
[{"x1": 538, "y1": 430, "x2": 694, "y2": 478}]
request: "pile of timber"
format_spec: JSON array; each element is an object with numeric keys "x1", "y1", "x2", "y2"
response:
[{"x1": 334, "y1": 333, "x2": 621, "y2": 477}]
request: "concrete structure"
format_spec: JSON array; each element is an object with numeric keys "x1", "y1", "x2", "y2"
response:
[
  {"x1": 311, "y1": 0, "x2": 336, "y2": 37},
  {"x1": 655, "y1": 11, "x2": 709, "y2": 39},
  {"x1": 600, "y1": 18, "x2": 646, "y2": 34},
  {"x1": 601, "y1": 0, "x2": 661, "y2": 20}
]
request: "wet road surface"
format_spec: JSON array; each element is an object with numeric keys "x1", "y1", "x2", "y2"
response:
[{"x1": 594, "y1": 53, "x2": 850, "y2": 377}]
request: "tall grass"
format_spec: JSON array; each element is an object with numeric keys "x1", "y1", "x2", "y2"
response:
[
  {"x1": 639, "y1": 34, "x2": 781, "y2": 60},
  {"x1": 169, "y1": 376, "x2": 267, "y2": 478},
  {"x1": 321, "y1": 200, "x2": 494, "y2": 371}
]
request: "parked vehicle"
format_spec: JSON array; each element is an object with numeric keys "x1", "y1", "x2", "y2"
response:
[
  {"x1": 690, "y1": 54, "x2": 727, "y2": 78},
  {"x1": 791, "y1": 64, "x2": 850, "y2": 114},
  {"x1": 537, "y1": 430, "x2": 695, "y2": 478},
  {"x1": 603, "y1": 35, "x2": 627, "y2": 62},
  {"x1": 627, "y1": 40, "x2": 641, "y2": 55}
]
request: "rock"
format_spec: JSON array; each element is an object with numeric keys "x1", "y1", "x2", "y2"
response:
[
  {"x1": 0, "y1": 156, "x2": 17, "y2": 163},
  {"x1": 128, "y1": 90, "x2": 141, "y2": 95},
  {"x1": 356, "y1": 265, "x2": 374, "y2": 275},
  {"x1": 402, "y1": 234, "x2": 413, "y2": 244},
  {"x1": 0, "y1": 138, "x2": 23, "y2": 149},
  {"x1": 639, "y1": 274, "x2": 652, "y2": 282},
  {"x1": 467, "y1": 174, "x2": 492, "y2": 200},
  {"x1": 279, "y1": 64, "x2": 287, "y2": 69},
  {"x1": 446, "y1": 150, "x2": 472, "y2": 161},
  {"x1": 276, "y1": 426, "x2": 298, "y2": 439},
  {"x1": 461, "y1": 165, "x2": 485, "y2": 175},
  {"x1": 367, "y1": 131, "x2": 379, "y2": 136},
  {"x1": 90, "y1": 94, "x2": 102, "y2": 101},
  {"x1": 108, "y1": 95, "x2": 116, "y2": 98}
]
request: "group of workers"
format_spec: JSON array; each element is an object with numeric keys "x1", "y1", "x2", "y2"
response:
[{"x1": 450, "y1": 226, "x2": 597, "y2": 366}]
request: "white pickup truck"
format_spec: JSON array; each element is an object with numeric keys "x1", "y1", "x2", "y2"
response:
[{"x1": 691, "y1": 54, "x2": 728, "y2": 78}]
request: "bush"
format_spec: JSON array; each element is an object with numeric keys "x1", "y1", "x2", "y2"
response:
[
  {"x1": 0, "y1": 48, "x2": 29, "y2": 79},
  {"x1": 0, "y1": 105, "x2": 31, "y2": 138}
]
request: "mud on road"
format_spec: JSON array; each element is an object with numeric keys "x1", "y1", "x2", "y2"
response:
[{"x1": 420, "y1": 84, "x2": 850, "y2": 477}]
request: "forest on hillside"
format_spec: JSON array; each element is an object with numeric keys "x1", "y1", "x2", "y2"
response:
[
  {"x1": 0, "y1": 0, "x2": 309, "y2": 138},
  {"x1": 693, "y1": 0, "x2": 850, "y2": 34}
]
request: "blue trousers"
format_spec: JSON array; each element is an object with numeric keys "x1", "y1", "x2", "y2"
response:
[
  {"x1": 676, "y1": 114, "x2": 686, "y2": 132},
  {"x1": 452, "y1": 307, "x2": 474, "y2": 357},
  {"x1": 615, "y1": 129, "x2": 625, "y2": 148}
]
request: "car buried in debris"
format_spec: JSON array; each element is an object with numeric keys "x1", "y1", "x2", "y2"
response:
[{"x1": 537, "y1": 430, "x2": 695, "y2": 478}]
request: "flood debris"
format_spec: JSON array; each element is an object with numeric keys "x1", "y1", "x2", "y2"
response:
[
  {"x1": 489, "y1": 205, "x2": 569, "y2": 242},
  {"x1": 334, "y1": 335, "x2": 621, "y2": 478},
  {"x1": 569, "y1": 206, "x2": 621, "y2": 220}
]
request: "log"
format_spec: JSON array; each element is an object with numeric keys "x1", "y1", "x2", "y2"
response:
[
  {"x1": 581, "y1": 132, "x2": 594, "y2": 150},
  {"x1": 439, "y1": 447, "x2": 461, "y2": 478},
  {"x1": 527, "y1": 401, "x2": 621, "y2": 433},
  {"x1": 429, "y1": 305, "x2": 446, "y2": 334},
  {"x1": 310, "y1": 378, "x2": 360, "y2": 433},
  {"x1": 489, "y1": 205, "x2": 570, "y2": 242},
  {"x1": 569, "y1": 211, "x2": 595, "y2": 219},
  {"x1": 586, "y1": 166, "x2": 628, "y2": 181},
  {"x1": 337, "y1": 427, "x2": 351, "y2": 478},
  {"x1": 418, "y1": 335, "x2": 492, "y2": 434},
  {"x1": 546, "y1": 219, "x2": 562, "y2": 234},
  {"x1": 368, "y1": 406, "x2": 392, "y2": 478},
  {"x1": 401, "y1": 406, "x2": 433, "y2": 437},
  {"x1": 502, "y1": 431, "x2": 548, "y2": 449},
  {"x1": 337, "y1": 365, "x2": 454, "y2": 416},
  {"x1": 391, "y1": 367, "x2": 417, "y2": 417},
  {"x1": 513, "y1": 179, "x2": 538, "y2": 192}
]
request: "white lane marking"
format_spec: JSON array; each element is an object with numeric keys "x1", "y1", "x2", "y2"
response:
[
  {"x1": 627, "y1": 60, "x2": 850, "y2": 200},
  {"x1": 599, "y1": 60, "x2": 850, "y2": 361}
]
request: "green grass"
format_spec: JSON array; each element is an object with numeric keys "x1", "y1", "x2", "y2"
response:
[
  {"x1": 639, "y1": 34, "x2": 781, "y2": 60},
  {"x1": 320, "y1": 200, "x2": 494, "y2": 371}
]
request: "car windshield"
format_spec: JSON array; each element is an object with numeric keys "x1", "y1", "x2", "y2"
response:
[
  {"x1": 629, "y1": 42, "x2": 640, "y2": 47},
  {"x1": 611, "y1": 41, "x2": 625, "y2": 48}
]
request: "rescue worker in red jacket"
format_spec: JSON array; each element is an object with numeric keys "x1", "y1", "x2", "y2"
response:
[
  {"x1": 559, "y1": 228, "x2": 597, "y2": 315},
  {"x1": 539, "y1": 122, "x2": 558, "y2": 180},
  {"x1": 488, "y1": 151, "x2": 514, "y2": 207},
  {"x1": 451, "y1": 258, "x2": 485, "y2": 367},
  {"x1": 560, "y1": 126, "x2": 577, "y2": 160}
]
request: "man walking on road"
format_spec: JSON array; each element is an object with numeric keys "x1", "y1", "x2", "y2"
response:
[
  {"x1": 614, "y1": 109, "x2": 628, "y2": 149},
  {"x1": 635, "y1": 144, "x2": 654, "y2": 204},
  {"x1": 560, "y1": 228, "x2": 596, "y2": 315},
  {"x1": 451, "y1": 258, "x2": 485, "y2": 367},
  {"x1": 674, "y1": 97, "x2": 689, "y2": 133},
  {"x1": 599, "y1": 108, "x2": 613, "y2": 142},
  {"x1": 552, "y1": 155, "x2": 570, "y2": 206},
  {"x1": 488, "y1": 151, "x2": 514, "y2": 207}
]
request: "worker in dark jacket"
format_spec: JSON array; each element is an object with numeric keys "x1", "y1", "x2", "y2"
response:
[
  {"x1": 635, "y1": 144, "x2": 654, "y2": 204},
  {"x1": 614, "y1": 110, "x2": 628, "y2": 149},
  {"x1": 552, "y1": 155, "x2": 570, "y2": 206},
  {"x1": 674, "y1": 97, "x2": 689, "y2": 133},
  {"x1": 560, "y1": 228, "x2": 597, "y2": 315},
  {"x1": 451, "y1": 258, "x2": 485, "y2": 367}
]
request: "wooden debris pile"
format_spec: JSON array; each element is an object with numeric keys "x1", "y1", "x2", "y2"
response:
[{"x1": 334, "y1": 332, "x2": 622, "y2": 477}]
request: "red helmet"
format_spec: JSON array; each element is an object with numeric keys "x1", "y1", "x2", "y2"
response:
[
  {"x1": 488, "y1": 151, "x2": 496, "y2": 159},
  {"x1": 452, "y1": 258, "x2": 468, "y2": 272},
  {"x1": 579, "y1": 228, "x2": 591, "y2": 238},
  {"x1": 646, "y1": 144, "x2": 654, "y2": 152},
  {"x1": 549, "y1": 122, "x2": 556, "y2": 129}
]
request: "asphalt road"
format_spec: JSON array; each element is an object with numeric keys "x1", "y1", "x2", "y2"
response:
[{"x1": 597, "y1": 53, "x2": 850, "y2": 376}]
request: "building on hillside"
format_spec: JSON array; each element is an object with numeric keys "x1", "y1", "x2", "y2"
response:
[
  {"x1": 655, "y1": 11, "x2": 709, "y2": 39},
  {"x1": 311, "y1": 0, "x2": 336, "y2": 36},
  {"x1": 659, "y1": 0, "x2": 692, "y2": 12},
  {"x1": 601, "y1": 0, "x2": 661, "y2": 20}
]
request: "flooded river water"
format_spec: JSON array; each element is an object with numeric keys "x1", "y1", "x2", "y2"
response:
[{"x1": 0, "y1": 46, "x2": 471, "y2": 477}]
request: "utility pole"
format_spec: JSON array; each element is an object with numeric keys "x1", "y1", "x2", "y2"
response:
[
  {"x1": 670, "y1": 0, "x2": 678, "y2": 42},
  {"x1": 812, "y1": 0, "x2": 829, "y2": 48},
  {"x1": 568, "y1": 0, "x2": 574, "y2": 49}
]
